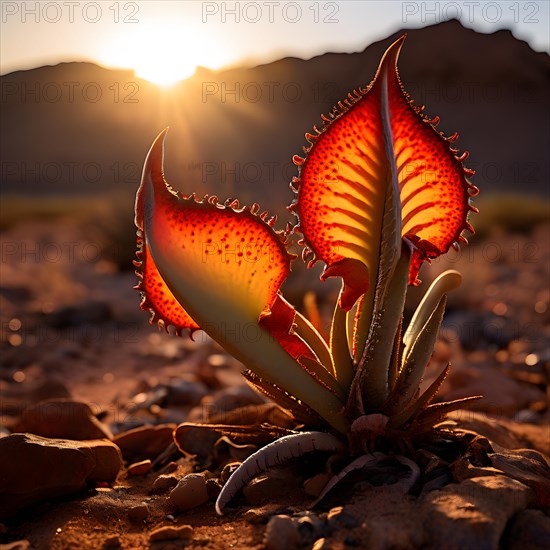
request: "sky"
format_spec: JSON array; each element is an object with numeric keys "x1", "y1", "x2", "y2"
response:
[{"x1": 1, "y1": 1, "x2": 549, "y2": 85}]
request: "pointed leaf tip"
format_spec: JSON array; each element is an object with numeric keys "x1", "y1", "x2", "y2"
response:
[
  {"x1": 135, "y1": 127, "x2": 170, "y2": 230},
  {"x1": 134, "y1": 128, "x2": 200, "y2": 334},
  {"x1": 378, "y1": 34, "x2": 406, "y2": 73}
]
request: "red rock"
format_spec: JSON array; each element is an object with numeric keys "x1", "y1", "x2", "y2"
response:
[
  {"x1": 149, "y1": 525, "x2": 193, "y2": 542},
  {"x1": 102, "y1": 535, "x2": 121, "y2": 548},
  {"x1": 15, "y1": 399, "x2": 111, "y2": 440},
  {"x1": 127, "y1": 459, "x2": 152, "y2": 476},
  {"x1": 112, "y1": 424, "x2": 176, "y2": 462},
  {"x1": 264, "y1": 515, "x2": 300, "y2": 550},
  {"x1": 422, "y1": 475, "x2": 534, "y2": 549},
  {"x1": 127, "y1": 502, "x2": 150, "y2": 522},
  {"x1": 243, "y1": 469, "x2": 300, "y2": 506},
  {"x1": 150, "y1": 474, "x2": 178, "y2": 495},
  {"x1": 0, "y1": 433, "x2": 122, "y2": 519},
  {"x1": 168, "y1": 474, "x2": 208, "y2": 512}
]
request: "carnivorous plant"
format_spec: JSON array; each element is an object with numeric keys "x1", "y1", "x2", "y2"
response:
[{"x1": 133, "y1": 35, "x2": 480, "y2": 514}]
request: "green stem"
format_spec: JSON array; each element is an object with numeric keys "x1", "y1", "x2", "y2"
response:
[
  {"x1": 330, "y1": 284, "x2": 355, "y2": 392},
  {"x1": 352, "y1": 294, "x2": 375, "y2": 366},
  {"x1": 353, "y1": 242, "x2": 411, "y2": 412}
]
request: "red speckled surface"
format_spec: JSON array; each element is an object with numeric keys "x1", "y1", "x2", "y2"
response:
[{"x1": 294, "y1": 37, "x2": 476, "y2": 303}]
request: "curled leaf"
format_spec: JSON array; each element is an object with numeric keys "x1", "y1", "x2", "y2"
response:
[
  {"x1": 215, "y1": 431, "x2": 346, "y2": 514},
  {"x1": 312, "y1": 452, "x2": 420, "y2": 507}
]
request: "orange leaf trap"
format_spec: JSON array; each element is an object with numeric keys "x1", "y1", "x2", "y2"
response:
[
  {"x1": 290, "y1": 35, "x2": 477, "y2": 308},
  {"x1": 133, "y1": 35, "x2": 481, "y2": 513}
]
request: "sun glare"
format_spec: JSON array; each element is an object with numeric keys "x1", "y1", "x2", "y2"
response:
[{"x1": 98, "y1": 23, "x2": 225, "y2": 87}]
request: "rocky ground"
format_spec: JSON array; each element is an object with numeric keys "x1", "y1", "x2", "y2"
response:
[{"x1": 0, "y1": 219, "x2": 549, "y2": 549}]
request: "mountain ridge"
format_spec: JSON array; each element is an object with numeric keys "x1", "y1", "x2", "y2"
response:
[{"x1": 1, "y1": 19, "x2": 548, "y2": 212}]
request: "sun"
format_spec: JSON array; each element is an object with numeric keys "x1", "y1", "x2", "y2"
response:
[{"x1": 98, "y1": 23, "x2": 225, "y2": 87}]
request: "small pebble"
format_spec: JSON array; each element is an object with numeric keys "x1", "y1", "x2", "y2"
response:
[
  {"x1": 160, "y1": 461, "x2": 178, "y2": 474},
  {"x1": 243, "y1": 470, "x2": 299, "y2": 506},
  {"x1": 0, "y1": 541, "x2": 31, "y2": 550},
  {"x1": 264, "y1": 515, "x2": 300, "y2": 550},
  {"x1": 327, "y1": 507, "x2": 359, "y2": 529},
  {"x1": 127, "y1": 459, "x2": 152, "y2": 476},
  {"x1": 241, "y1": 504, "x2": 285, "y2": 525},
  {"x1": 150, "y1": 474, "x2": 178, "y2": 495},
  {"x1": 168, "y1": 473, "x2": 208, "y2": 512},
  {"x1": 242, "y1": 508, "x2": 267, "y2": 525},
  {"x1": 149, "y1": 525, "x2": 193, "y2": 542},
  {"x1": 102, "y1": 535, "x2": 121, "y2": 548},
  {"x1": 296, "y1": 513, "x2": 326, "y2": 544},
  {"x1": 312, "y1": 538, "x2": 331, "y2": 550},
  {"x1": 127, "y1": 503, "x2": 150, "y2": 522}
]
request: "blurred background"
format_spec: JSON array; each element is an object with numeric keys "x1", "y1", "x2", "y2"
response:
[{"x1": 1, "y1": 1, "x2": 548, "y2": 422}]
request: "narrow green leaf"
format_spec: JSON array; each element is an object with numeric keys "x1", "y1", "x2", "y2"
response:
[
  {"x1": 293, "y1": 309, "x2": 335, "y2": 377},
  {"x1": 415, "y1": 396, "x2": 483, "y2": 427},
  {"x1": 403, "y1": 270, "x2": 462, "y2": 363},
  {"x1": 330, "y1": 284, "x2": 355, "y2": 392},
  {"x1": 388, "y1": 362, "x2": 451, "y2": 427},
  {"x1": 242, "y1": 370, "x2": 323, "y2": 427},
  {"x1": 387, "y1": 315, "x2": 404, "y2": 392},
  {"x1": 385, "y1": 295, "x2": 447, "y2": 415},
  {"x1": 299, "y1": 356, "x2": 347, "y2": 401}
]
